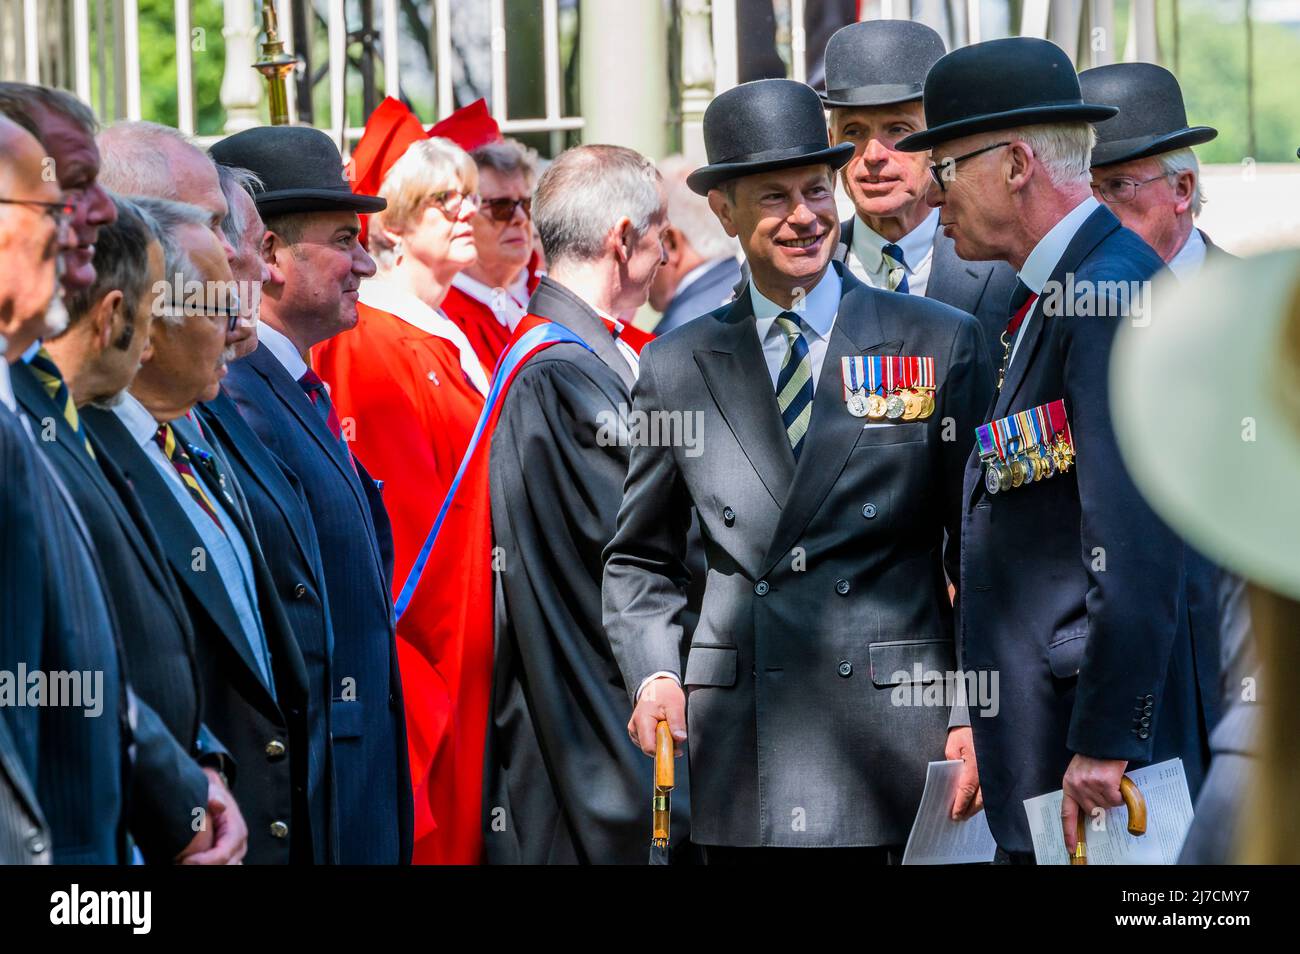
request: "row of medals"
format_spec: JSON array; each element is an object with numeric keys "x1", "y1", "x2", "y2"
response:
[
  {"x1": 846, "y1": 386, "x2": 935, "y2": 421},
  {"x1": 984, "y1": 436, "x2": 1075, "y2": 494}
]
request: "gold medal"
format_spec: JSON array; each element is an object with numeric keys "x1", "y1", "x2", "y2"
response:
[
  {"x1": 917, "y1": 389, "x2": 935, "y2": 419},
  {"x1": 901, "y1": 389, "x2": 922, "y2": 421},
  {"x1": 1009, "y1": 456, "x2": 1026, "y2": 487},
  {"x1": 866, "y1": 393, "x2": 887, "y2": 419},
  {"x1": 998, "y1": 463, "x2": 1013, "y2": 493}
]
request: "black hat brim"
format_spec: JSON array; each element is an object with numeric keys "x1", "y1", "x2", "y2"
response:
[
  {"x1": 687, "y1": 142, "x2": 855, "y2": 196},
  {"x1": 1091, "y1": 125, "x2": 1218, "y2": 167},
  {"x1": 254, "y1": 188, "x2": 388, "y2": 217},
  {"x1": 896, "y1": 102, "x2": 1120, "y2": 152},
  {"x1": 819, "y1": 82, "x2": 924, "y2": 108}
]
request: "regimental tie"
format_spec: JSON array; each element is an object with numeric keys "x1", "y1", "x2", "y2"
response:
[
  {"x1": 29, "y1": 346, "x2": 95, "y2": 459},
  {"x1": 153, "y1": 422, "x2": 224, "y2": 531},
  {"x1": 881, "y1": 242, "x2": 909, "y2": 294},
  {"x1": 298, "y1": 368, "x2": 356, "y2": 469},
  {"x1": 775, "y1": 311, "x2": 814, "y2": 461},
  {"x1": 999, "y1": 279, "x2": 1040, "y2": 390}
]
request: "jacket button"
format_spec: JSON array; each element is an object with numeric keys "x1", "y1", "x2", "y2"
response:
[
  {"x1": 722, "y1": 506, "x2": 736, "y2": 525},
  {"x1": 1142, "y1": 704, "x2": 1153, "y2": 716},
  {"x1": 837, "y1": 660, "x2": 853, "y2": 678},
  {"x1": 1144, "y1": 694, "x2": 1155, "y2": 704},
  {"x1": 265, "y1": 739, "x2": 286, "y2": 758},
  {"x1": 754, "y1": 580, "x2": 769, "y2": 596},
  {"x1": 292, "y1": 582, "x2": 307, "y2": 600},
  {"x1": 862, "y1": 503, "x2": 877, "y2": 519},
  {"x1": 835, "y1": 579, "x2": 850, "y2": 595},
  {"x1": 269, "y1": 820, "x2": 289, "y2": 839},
  {"x1": 1139, "y1": 716, "x2": 1151, "y2": 727},
  {"x1": 1137, "y1": 729, "x2": 1150, "y2": 740},
  {"x1": 27, "y1": 830, "x2": 46, "y2": 855}
]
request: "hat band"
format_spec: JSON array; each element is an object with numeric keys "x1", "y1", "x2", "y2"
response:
[
  {"x1": 711, "y1": 141, "x2": 836, "y2": 167},
  {"x1": 823, "y1": 81, "x2": 922, "y2": 103}
]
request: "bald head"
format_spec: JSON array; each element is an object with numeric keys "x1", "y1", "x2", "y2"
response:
[{"x1": 0, "y1": 116, "x2": 63, "y2": 356}]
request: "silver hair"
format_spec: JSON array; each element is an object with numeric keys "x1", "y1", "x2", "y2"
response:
[
  {"x1": 658, "y1": 155, "x2": 739, "y2": 262},
  {"x1": 1008, "y1": 122, "x2": 1096, "y2": 188},
  {"x1": 132, "y1": 196, "x2": 213, "y2": 326},
  {"x1": 533, "y1": 144, "x2": 663, "y2": 266},
  {"x1": 1157, "y1": 147, "x2": 1205, "y2": 217},
  {"x1": 98, "y1": 120, "x2": 203, "y2": 199},
  {"x1": 214, "y1": 163, "x2": 265, "y2": 249},
  {"x1": 471, "y1": 137, "x2": 540, "y2": 189},
  {"x1": 0, "y1": 82, "x2": 98, "y2": 142}
]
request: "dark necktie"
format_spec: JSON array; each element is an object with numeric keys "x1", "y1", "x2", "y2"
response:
[
  {"x1": 298, "y1": 368, "x2": 357, "y2": 471},
  {"x1": 881, "y1": 243, "x2": 909, "y2": 294},
  {"x1": 29, "y1": 346, "x2": 95, "y2": 459},
  {"x1": 153, "y1": 422, "x2": 224, "y2": 531},
  {"x1": 998, "y1": 279, "x2": 1039, "y2": 390}
]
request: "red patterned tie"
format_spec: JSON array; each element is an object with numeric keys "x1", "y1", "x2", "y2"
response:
[
  {"x1": 298, "y1": 368, "x2": 344, "y2": 441},
  {"x1": 153, "y1": 423, "x2": 224, "y2": 531}
]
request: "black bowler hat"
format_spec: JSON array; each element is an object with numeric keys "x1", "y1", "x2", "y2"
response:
[
  {"x1": 896, "y1": 37, "x2": 1118, "y2": 152},
  {"x1": 820, "y1": 19, "x2": 946, "y2": 108},
  {"x1": 687, "y1": 79, "x2": 854, "y2": 195},
  {"x1": 209, "y1": 125, "x2": 387, "y2": 216},
  {"x1": 1080, "y1": 63, "x2": 1217, "y2": 167}
]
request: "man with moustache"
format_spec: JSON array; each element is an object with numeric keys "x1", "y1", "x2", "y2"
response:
[
  {"x1": 83, "y1": 205, "x2": 314, "y2": 864},
  {"x1": 603, "y1": 80, "x2": 992, "y2": 861},
  {"x1": 18, "y1": 197, "x2": 247, "y2": 863},
  {"x1": 819, "y1": 20, "x2": 1015, "y2": 368},
  {"x1": 211, "y1": 127, "x2": 413, "y2": 865},
  {"x1": 897, "y1": 38, "x2": 1208, "y2": 860}
]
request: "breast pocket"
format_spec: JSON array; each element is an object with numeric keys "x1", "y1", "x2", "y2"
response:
[{"x1": 852, "y1": 422, "x2": 927, "y2": 449}]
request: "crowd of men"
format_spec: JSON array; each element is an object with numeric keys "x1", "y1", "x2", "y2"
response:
[{"x1": 0, "y1": 19, "x2": 1257, "y2": 866}]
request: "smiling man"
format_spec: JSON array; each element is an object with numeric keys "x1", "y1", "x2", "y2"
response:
[
  {"x1": 818, "y1": 21, "x2": 1015, "y2": 370},
  {"x1": 603, "y1": 79, "x2": 993, "y2": 862}
]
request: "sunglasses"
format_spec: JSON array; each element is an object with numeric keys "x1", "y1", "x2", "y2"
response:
[{"x1": 479, "y1": 196, "x2": 532, "y2": 223}]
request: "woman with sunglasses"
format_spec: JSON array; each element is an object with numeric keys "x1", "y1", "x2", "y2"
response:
[
  {"x1": 440, "y1": 138, "x2": 541, "y2": 372},
  {"x1": 312, "y1": 136, "x2": 492, "y2": 865}
]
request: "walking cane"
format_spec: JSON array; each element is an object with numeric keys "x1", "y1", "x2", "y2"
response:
[
  {"x1": 649, "y1": 720, "x2": 674, "y2": 864},
  {"x1": 1071, "y1": 775, "x2": 1147, "y2": 865}
]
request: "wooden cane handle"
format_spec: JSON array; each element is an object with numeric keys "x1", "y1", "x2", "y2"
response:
[
  {"x1": 654, "y1": 721, "x2": 674, "y2": 790},
  {"x1": 1119, "y1": 775, "x2": 1147, "y2": 835}
]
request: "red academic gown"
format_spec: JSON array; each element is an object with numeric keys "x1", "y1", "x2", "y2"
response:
[
  {"x1": 312, "y1": 289, "x2": 489, "y2": 865},
  {"x1": 440, "y1": 259, "x2": 543, "y2": 373}
]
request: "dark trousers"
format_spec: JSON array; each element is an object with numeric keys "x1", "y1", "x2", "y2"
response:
[{"x1": 702, "y1": 845, "x2": 902, "y2": 865}]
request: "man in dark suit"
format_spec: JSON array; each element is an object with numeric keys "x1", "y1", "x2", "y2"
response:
[
  {"x1": 814, "y1": 21, "x2": 1016, "y2": 370},
  {"x1": 26, "y1": 196, "x2": 247, "y2": 863},
  {"x1": 604, "y1": 80, "x2": 993, "y2": 860},
  {"x1": 210, "y1": 126, "x2": 413, "y2": 865},
  {"x1": 650, "y1": 156, "x2": 742, "y2": 336},
  {"x1": 0, "y1": 715, "x2": 47, "y2": 864},
  {"x1": 83, "y1": 202, "x2": 314, "y2": 864},
  {"x1": 898, "y1": 37, "x2": 1209, "y2": 859}
]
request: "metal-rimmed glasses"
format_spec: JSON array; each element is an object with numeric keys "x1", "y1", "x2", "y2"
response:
[{"x1": 928, "y1": 142, "x2": 1011, "y2": 192}]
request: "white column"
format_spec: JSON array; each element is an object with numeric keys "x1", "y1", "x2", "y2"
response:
[
  {"x1": 221, "y1": 0, "x2": 262, "y2": 133},
  {"x1": 1124, "y1": 0, "x2": 1159, "y2": 64},
  {"x1": 579, "y1": 0, "x2": 669, "y2": 157},
  {"x1": 680, "y1": 0, "x2": 715, "y2": 164}
]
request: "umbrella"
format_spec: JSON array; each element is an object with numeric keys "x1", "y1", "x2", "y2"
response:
[
  {"x1": 1071, "y1": 775, "x2": 1147, "y2": 865},
  {"x1": 649, "y1": 720, "x2": 674, "y2": 865}
]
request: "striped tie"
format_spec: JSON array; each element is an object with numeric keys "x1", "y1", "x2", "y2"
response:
[
  {"x1": 774, "y1": 311, "x2": 814, "y2": 461},
  {"x1": 153, "y1": 422, "x2": 224, "y2": 532},
  {"x1": 882, "y1": 242, "x2": 909, "y2": 293},
  {"x1": 29, "y1": 346, "x2": 95, "y2": 459}
]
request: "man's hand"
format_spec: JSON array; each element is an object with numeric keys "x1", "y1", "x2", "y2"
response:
[
  {"x1": 177, "y1": 768, "x2": 248, "y2": 865},
  {"x1": 1060, "y1": 754, "x2": 1128, "y2": 853},
  {"x1": 944, "y1": 726, "x2": 982, "y2": 820},
  {"x1": 628, "y1": 677, "x2": 687, "y2": 757}
]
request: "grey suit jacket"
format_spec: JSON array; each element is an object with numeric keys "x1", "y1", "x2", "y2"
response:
[{"x1": 603, "y1": 263, "x2": 994, "y2": 848}]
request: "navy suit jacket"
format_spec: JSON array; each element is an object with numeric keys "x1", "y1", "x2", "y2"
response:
[
  {"x1": 194, "y1": 389, "x2": 338, "y2": 862},
  {"x1": 958, "y1": 205, "x2": 1209, "y2": 852},
  {"x1": 656, "y1": 257, "x2": 743, "y2": 336},
  {"x1": 224, "y1": 342, "x2": 412, "y2": 864}
]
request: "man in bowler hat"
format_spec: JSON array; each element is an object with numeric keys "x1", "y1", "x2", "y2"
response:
[
  {"x1": 211, "y1": 126, "x2": 414, "y2": 864},
  {"x1": 898, "y1": 37, "x2": 1210, "y2": 860},
  {"x1": 820, "y1": 19, "x2": 1016, "y2": 369},
  {"x1": 603, "y1": 79, "x2": 994, "y2": 860}
]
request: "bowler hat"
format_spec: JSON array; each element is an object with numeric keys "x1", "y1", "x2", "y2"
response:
[
  {"x1": 896, "y1": 37, "x2": 1117, "y2": 152},
  {"x1": 1080, "y1": 63, "x2": 1217, "y2": 167},
  {"x1": 209, "y1": 125, "x2": 387, "y2": 217},
  {"x1": 820, "y1": 20, "x2": 946, "y2": 108},
  {"x1": 687, "y1": 79, "x2": 854, "y2": 195}
]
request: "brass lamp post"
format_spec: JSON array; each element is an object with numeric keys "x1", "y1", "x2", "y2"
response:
[{"x1": 254, "y1": 1, "x2": 298, "y2": 125}]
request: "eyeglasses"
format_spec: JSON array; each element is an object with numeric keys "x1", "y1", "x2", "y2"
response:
[
  {"x1": 928, "y1": 142, "x2": 1011, "y2": 193},
  {"x1": 157, "y1": 304, "x2": 242, "y2": 334},
  {"x1": 427, "y1": 190, "x2": 482, "y2": 218},
  {"x1": 0, "y1": 196, "x2": 76, "y2": 242},
  {"x1": 479, "y1": 196, "x2": 532, "y2": 223},
  {"x1": 1090, "y1": 174, "x2": 1172, "y2": 204}
]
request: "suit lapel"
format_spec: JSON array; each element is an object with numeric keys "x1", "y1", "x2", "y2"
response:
[
  {"x1": 927, "y1": 228, "x2": 994, "y2": 313},
  {"x1": 833, "y1": 215, "x2": 853, "y2": 264},
  {"x1": 693, "y1": 288, "x2": 796, "y2": 509}
]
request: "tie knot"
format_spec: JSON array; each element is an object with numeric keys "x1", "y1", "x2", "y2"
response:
[
  {"x1": 882, "y1": 243, "x2": 907, "y2": 270},
  {"x1": 1009, "y1": 279, "x2": 1035, "y2": 315},
  {"x1": 774, "y1": 311, "x2": 806, "y2": 339},
  {"x1": 298, "y1": 368, "x2": 325, "y2": 391},
  {"x1": 29, "y1": 345, "x2": 63, "y2": 381},
  {"x1": 153, "y1": 423, "x2": 177, "y2": 458}
]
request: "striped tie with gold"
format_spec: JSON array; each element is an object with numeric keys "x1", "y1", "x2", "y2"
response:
[
  {"x1": 29, "y1": 346, "x2": 95, "y2": 459},
  {"x1": 774, "y1": 311, "x2": 814, "y2": 461},
  {"x1": 153, "y1": 422, "x2": 224, "y2": 531}
]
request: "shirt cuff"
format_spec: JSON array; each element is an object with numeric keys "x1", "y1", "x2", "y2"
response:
[{"x1": 635, "y1": 671, "x2": 681, "y2": 701}]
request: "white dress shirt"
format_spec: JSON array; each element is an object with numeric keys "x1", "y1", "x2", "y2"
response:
[
  {"x1": 845, "y1": 208, "x2": 940, "y2": 297},
  {"x1": 359, "y1": 279, "x2": 491, "y2": 396},
  {"x1": 450, "y1": 269, "x2": 532, "y2": 333},
  {"x1": 1007, "y1": 195, "x2": 1101, "y2": 369},
  {"x1": 0, "y1": 354, "x2": 15, "y2": 413},
  {"x1": 591, "y1": 305, "x2": 641, "y2": 381},
  {"x1": 1168, "y1": 227, "x2": 1207, "y2": 280},
  {"x1": 750, "y1": 263, "x2": 842, "y2": 392},
  {"x1": 257, "y1": 322, "x2": 310, "y2": 381}
]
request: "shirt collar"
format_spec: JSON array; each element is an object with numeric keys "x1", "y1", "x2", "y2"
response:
[
  {"x1": 450, "y1": 270, "x2": 531, "y2": 314},
  {"x1": 113, "y1": 389, "x2": 162, "y2": 448},
  {"x1": 849, "y1": 208, "x2": 940, "y2": 274},
  {"x1": 676, "y1": 257, "x2": 732, "y2": 297},
  {"x1": 0, "y1": 357, "x2": 15, "y2": 413},
  {"x1": 1168, "y1": 227, "x2": 1207, "y2": 280},
  {"x1": 257, "y1": 322, "x2": 310, "y2": 381},
  {"x1": 749, "y1": 264, "x2": 841, "y2": 341},
  {"x1": 1018, "y1": 195, "x2": 1101, "y2": 294}
]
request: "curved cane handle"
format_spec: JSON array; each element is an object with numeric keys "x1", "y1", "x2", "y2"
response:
[{"x1": 1070, "y1": 775, "x2": 1148, "y2": 865}]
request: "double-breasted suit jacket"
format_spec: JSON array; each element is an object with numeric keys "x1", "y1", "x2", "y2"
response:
[{"x1": 603, "y1": 262, "x2": 994, "y2": 848}]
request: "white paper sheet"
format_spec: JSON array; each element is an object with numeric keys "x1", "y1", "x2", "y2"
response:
[
  {"x1": 1023, "y1": 757, "x2": 1195, "y2": 865},
  {"x1": 902, "y1": 759, "x2": 999, "y2": 865}
]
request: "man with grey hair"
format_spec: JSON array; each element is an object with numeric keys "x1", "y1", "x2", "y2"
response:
[
  {"x1": 484, "y1": 143, "x2": 686, "y2": 864},
  {"x1": 648, "y1": 155, "x2": 742, "y2": 336},
  {"x1": 898, "y1": 37, "x2": 1208, "y2": 861}
]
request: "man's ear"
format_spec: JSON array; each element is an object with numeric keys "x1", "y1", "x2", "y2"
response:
[
  {"x1": 93, "y1": 290, "x2": 124, "y2": 350},
  {"x1": 661, "y1": 225, "x2": 684, "y2": 264},
  {"x1": 1172, "y1": 170, "x2": 1196, "y2": 216},
  {"x1": 707, "y1": 189, "x2": 739, "y2": 238},
  {"x1": 1006, "y1": 141, "x2": 1034, "y2": 193},
  {"x1": 261, "y1": 231, "x2": 287, "y2": 286},
  {"x1": 612, "y1": 216, "x2": 634, "y2": 264}
]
